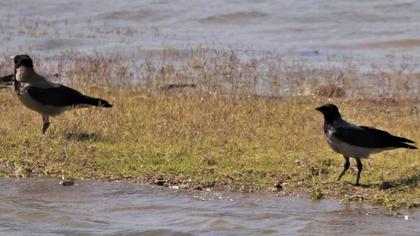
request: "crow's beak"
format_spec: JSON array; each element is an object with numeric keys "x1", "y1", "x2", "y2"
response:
[{"x1": 315, "y1": 106, "x2": 322, "y2": 112}]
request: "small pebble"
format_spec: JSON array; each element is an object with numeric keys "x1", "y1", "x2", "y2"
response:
[
  {"x1": 60, "y1": 180, "x2": 75, "y2": 186},
  {"x1": 379, "y1": 181, "x2": 393, "y2": 190},
  {"x1": 193, "y1": 186, "x2": 203, "y2": 191},
  {"x1": 404, "y1": 215, "x2": 409, "y2": 221},
  {"x1": 274, "y1": 182, "x2": 283, "y2": 190},
  {"x1": 153, "y1": 178, "x2": 165, "y2": 186}
]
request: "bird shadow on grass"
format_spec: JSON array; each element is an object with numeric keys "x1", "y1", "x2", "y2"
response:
[
  {"x1": 379, "y1": 172, "x2": 419, "y2": 189},
  {"x1": 64, "y1": 131, "x2": 103, "y2": 142},
  {"x1": 353, "y1": 172, "x2": 420, "y2": 189}
]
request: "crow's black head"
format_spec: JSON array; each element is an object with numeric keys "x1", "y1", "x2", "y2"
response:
[
  {"x1": 315, "y1": 103, "x2": 342, "y2": 123},
  {"x1": 13, "y1": 54, "x2": 33, "y2": 70}
]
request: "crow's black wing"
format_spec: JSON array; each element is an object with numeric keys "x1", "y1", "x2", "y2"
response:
[
  {"x1": 333, "y1": 126, "x2": 415, "y2": 148},
  {"x1": 359, "y1": 126, "x2": 415, "y2": 144},
  {"x1": 27, "y1": 85, "x2": 85, "y2": 107}
]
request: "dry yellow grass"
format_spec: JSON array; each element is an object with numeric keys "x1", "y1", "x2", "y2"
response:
[{"x1": 0, "y1": 49, "x2": 419, "y2": 209}]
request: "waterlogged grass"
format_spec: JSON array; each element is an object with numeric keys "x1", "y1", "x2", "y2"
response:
[{"x1": 0, "y1": 86, "x2": 418, "y2": 208}]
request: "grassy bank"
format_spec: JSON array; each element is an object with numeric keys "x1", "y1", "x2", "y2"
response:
[
  {"x1": 0, "y1": 88, "x2": 418, "y2": 208},
  {"x1": 0, "y1": 50, "x2": 419, "y2": 209}
]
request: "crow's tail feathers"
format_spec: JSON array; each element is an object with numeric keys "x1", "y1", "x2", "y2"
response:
[
  {"x1": 396, "y1": 136, "x2": 416, "y2": 144},
  {"x1": 400, "y1": 143, "x2": 418, "y2": 150},
  {"x1": 392, "y1": 135, "x2": 417, "y2": 149},
  {"x1": 81, "y1": 96, "x2": 112, "y2": 108},
  {"x1": 0, "y1": 74, "x2": 14, "y2": 85}
]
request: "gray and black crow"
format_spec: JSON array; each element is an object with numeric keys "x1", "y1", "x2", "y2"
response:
[
  {"x1": 316, "y1": 103, "x2": 417, "y2": 186},
  {"x1": 10, "y1": 54, "x2": 112, "y2": 134}
]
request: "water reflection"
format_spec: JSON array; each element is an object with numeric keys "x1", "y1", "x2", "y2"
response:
[{"x1": 0, "y1": 178, "x2": 418, "y2": 235}]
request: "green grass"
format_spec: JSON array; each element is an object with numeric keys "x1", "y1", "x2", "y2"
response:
[{"x1": 0, "y1": 87, "x2": 418, "y2": 209}]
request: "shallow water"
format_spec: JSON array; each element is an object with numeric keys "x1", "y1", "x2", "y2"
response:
[
  {"x1": 0, "y1": 178, "x2": 418, "y2": 235},
  {"x1": 1, "y1": 0, "x2": 420, "y2": 67}
]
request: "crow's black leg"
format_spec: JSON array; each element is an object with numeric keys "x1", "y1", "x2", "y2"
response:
[
  {"x1": 338, "y1": 155, "x2": 350, "y2": 181},
  {"x1": 355, "y1": 158, "x2": 363, "y2": 186},
  {"x1": 42, "y1": 115, "x2": 50, "y2": 134}
]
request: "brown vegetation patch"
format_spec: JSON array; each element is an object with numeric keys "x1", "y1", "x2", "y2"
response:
[{"x1": 314, "y1": 85, "x2": 346, "y2": 98}]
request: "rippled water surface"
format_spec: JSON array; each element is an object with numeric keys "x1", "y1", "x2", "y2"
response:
[
  {"x1": 1, "y1": 0, "x2": 420, "y2": 66},
  {"x1": 0, "y1": 178, "x2": 418, "y2": 235},
  {"x1": 0, "y1": 2, "x2": 419, "y2": 235}
]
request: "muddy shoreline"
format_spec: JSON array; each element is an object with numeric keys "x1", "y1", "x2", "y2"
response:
[{"x1": 2, "y1": 167, "x2": 418, "y2": 210}]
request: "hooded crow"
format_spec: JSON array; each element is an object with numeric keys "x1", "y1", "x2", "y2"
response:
[
  {"x1": 11, "y1": 54, "x2": 112, "y2": 134},
  {"x1": 316, "y1": 103, "x2": 417, "y2": 186}
]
